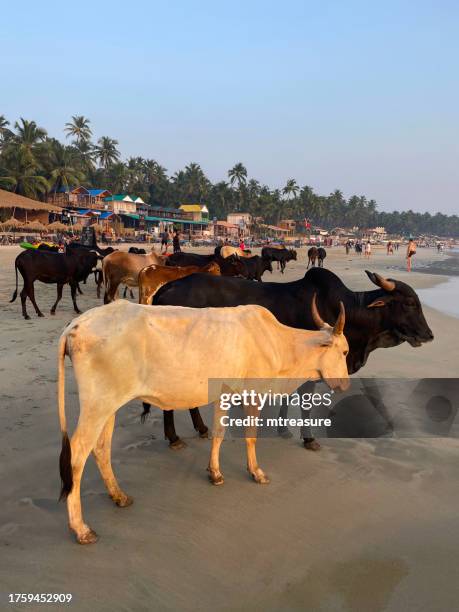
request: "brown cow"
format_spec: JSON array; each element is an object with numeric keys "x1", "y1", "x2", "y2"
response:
[
  {"x1": 138, "y1": 261, "x2": 221, "y2": 305},
  {"x1": 102, "y1": 250, "x2": 165, "y2": 303}
]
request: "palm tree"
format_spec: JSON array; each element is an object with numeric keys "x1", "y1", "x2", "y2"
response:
[
  {"x1": 228, "y1": 163, "x2": 247, "y2": 189},
  {"x1": 94, "y1": 137, "x2": 120, "y2": 169},
  {"x1": 228, "y1": 163, "x2": 247, "y2": 210},
  {"x1": 64, "y1": 115, "x2": 92, "y2": 144},
  {"x1": 45, "y1": 141, "x2": 84, "y2": 196},
  {"x1": 0, "y1": 148, "x2": 49, "y2": 198},
  {"x1": 74, "y1": 139, "x2": 95, "y2": 174},
  {"x1": 12, "y1": 118, "x2": 47, "y2": 163},
  {"x1": 0, "y1": 115, "x2": 13, "y2": 149},
  {"x1": 282, "y1": 178, "x2": 299, "y2": 201}
]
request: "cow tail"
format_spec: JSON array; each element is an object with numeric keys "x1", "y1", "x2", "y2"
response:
[
  {"x1": 10, "y1": 260, "x2": 19, "y2": 303},
  {"x1": 58, "y1": 334, "x2": 73, "y2": 500}
]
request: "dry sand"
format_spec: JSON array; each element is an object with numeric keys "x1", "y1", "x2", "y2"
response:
[{"x1": 0, "y1": 244, "x2": 458, "y2": 611}]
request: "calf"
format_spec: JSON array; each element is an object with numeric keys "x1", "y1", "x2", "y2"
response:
[
  {"x1": 139, "y1": 261, "x2": 221, "y2": 305},
  {"x1": 10, "y1": 248, "x2": 98, "y2": 319},
  {"x1": 307, "y1": 247, "x2": 318, "y2": 268},
  {"x1": 261, "y1": 247, "x2": 297, "y2": 273},
  {"x1": 57, "y1": 298, "x2": 349, "y2": 544},
  {"x1": 317, "y1": 247, "x2": 327, "y2": 267},
  {"x1": 237, "y1": 255, "x2": 273, "y2": 282}
]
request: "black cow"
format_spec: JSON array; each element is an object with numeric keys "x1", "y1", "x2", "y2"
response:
[
  {"x1": 10, "y1": 248, "x2": 98, "y2": 319},
  {"x1": 261, "y1": 247, "x2": 297, "y2": 273},
  {"x1": 317, "y1": 247, "x2": 327, "y2": 267},
  {"x1": 146, "y1": 267, "x2": 433, "y2": 447},
  {"x1": 236, "y1": 255, "x2": 273, "y2": 281},
  {"x1": 307, "y1": 246, "x2": 318, "y2": 268},
  {"x1": 166, "y1": 252, "x2": 245, "y2": 277}
]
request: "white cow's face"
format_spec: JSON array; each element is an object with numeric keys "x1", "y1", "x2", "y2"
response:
[{"x1": 318, "y1": 331, "x2": 350, "y2": 391}]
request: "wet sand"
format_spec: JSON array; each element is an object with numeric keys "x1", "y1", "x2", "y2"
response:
[{"x1": 1, "y1": 244, "x2": 458, "y2": 611}]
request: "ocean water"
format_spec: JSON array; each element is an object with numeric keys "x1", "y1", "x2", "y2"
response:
[{"x1": 418, "y1": 276, "x2": 459, "y2": 318}]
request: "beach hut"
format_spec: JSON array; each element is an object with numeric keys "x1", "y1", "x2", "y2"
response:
[{"x1": 0, "y1": 189, "x2": 61, "y2": 227}]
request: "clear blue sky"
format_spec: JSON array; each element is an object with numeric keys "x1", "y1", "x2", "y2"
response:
[{"x1": 1, "y1": 0, "x2": 458, "y2": 213}]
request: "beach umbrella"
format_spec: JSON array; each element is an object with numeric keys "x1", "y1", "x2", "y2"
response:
[
  {"x1": 0, "y1": 216, "x2": 24, "y2": 229},
  {"x1": 24, "y1": 220, "x2": 48, "y2": 231},
  {"x1": 47, "y1": 221, "x2": 71, "y2": 231}
]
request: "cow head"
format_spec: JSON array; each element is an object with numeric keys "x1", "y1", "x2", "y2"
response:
[
  {"x1": 365, "y1": 269, "x2": 434, "y2": 349},
  {"x1": 288, "y1": 249, "x2": 297, "y2": 261},
  {"x1": 311, "y1": 294, "x2": 350, "y2": 391}
]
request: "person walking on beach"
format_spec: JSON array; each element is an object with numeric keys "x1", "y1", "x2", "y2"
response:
[
  {"x1": 365, "y1": 240, "x2": 371, "y2": 259},
  {"x1": 161, "y1": 229, "x2": 169, "y2": 254},
  {"x1": 406, "y1": 238, "x2": 417, "y2": 271},
  {"x1": 173, "y1": 229, "x2": 181, "y2": 253}
]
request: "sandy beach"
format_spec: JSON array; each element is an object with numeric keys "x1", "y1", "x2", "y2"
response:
[{"x1": 1, "y1": 245, "x2": 458, "y2": 611}]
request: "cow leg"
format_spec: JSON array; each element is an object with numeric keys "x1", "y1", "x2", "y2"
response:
[
  {"x1": 245, "y1": 404, "x2": 269, "y2": 484},
  {"x1": 66, "y1": 419, "x2": 107, "y2": 544},
  {"x1": 129, "y1": 288, "x2": 134, "y2": 299},
  {"x1": 189, "y1": 408, "x2": 208, "y2": 438},
  {"x1": 92, "y1": 415, "x2": 133, "y2": 507},
  {"x1": 207, "y1": 402, "x2": 226, "y2": 485},
  {"x1": 164, "y1": 410, "x2": 187, "y2": 449},
  {"x1": 104, "y1": 278, "x2": 119, "y2": 304},
  {"x1": 95, "y1": 271, "x2": 102, "y2": 299},
  {"x1": 77, "y1": 283, "x2": 84, "y2": 295},
  {"x1": 122, "y1": 286, "x2": 128, "y2": 299},
  {"x1": 26, "y1": 281, "x2": 44, "y2": 318},
  {"x1": 20, "y1": 286, "x2": 30, "y2": 320},
  {"x1": 70, "y1": 282, "x2": 82, "y2": 314},
  {"x1": 50, "y1": 284, "x2": 64, "y2": 315}
]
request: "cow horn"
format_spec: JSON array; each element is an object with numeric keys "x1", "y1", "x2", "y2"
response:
[
  {"x1": 311, "y1": 293, "x2": 326, "y2": 329},
  {"x1": 366, "y1": 270, "x2": 395, "y2": 292},
  {"x1": 333, "y1": 301, "x2": 346, "y2": 335},
  {"x1": 374, "y1": 273, "x2": 395, "y2": 292}
]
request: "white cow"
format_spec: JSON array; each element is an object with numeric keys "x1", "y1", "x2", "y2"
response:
[{"x1": 57, "y1": 298, "x2": 349, "y2": 544}]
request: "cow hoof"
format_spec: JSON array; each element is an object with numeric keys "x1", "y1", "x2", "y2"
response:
[
  {"x1": 114, "y1": 494, "x2": 133, "y2": 508},
  {"x1": 77, "y1": 529, "x2": 98, "y2": 545},
  {"x1": 24, "y1": 315, "x2": 31, "y2": 320},
  {"x1": 169, "y1": 439, "x2": 187, "y2": 450},
  {"x1": 251, "y1": 470, "x2": 270, "y2": 484},
  {"x1": 277, "y1": 428, "x2": 293, "y2": 439},
  {"x1": 38, "y1": 312, "x2": 45, "y2": 317},
  {"x1": 75, "y1": 309, "x2": 82, "y2": 315},
  {"x1": 50, "y1": 310, "x2": 55, "y2": 316},
  {"x1": 208, "y1": 471, "x2": 224, "y2": 486},
  {"x1": 198, "y1": 428, "x2": 209, "y2": 439},
  {"x1": 304, "y1": 440, "x2": 321, "y2": 451}
]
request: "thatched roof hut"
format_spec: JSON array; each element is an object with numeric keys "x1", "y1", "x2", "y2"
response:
[{"x1": 0, "y1": 189, "x2": 62, "y2": 212}]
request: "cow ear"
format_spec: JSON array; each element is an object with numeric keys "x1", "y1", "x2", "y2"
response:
[{"x1": 367, "y1": 297, "x2": 390, "y2": 308}]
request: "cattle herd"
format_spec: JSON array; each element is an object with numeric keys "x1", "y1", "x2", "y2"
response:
[{"x1": 8, "y1": 240, "x2": 434, "y2": 544}]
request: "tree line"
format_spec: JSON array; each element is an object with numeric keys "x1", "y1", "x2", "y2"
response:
[{"x1": 0, "y1": 114, "x2": 457, "y2": 237}]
